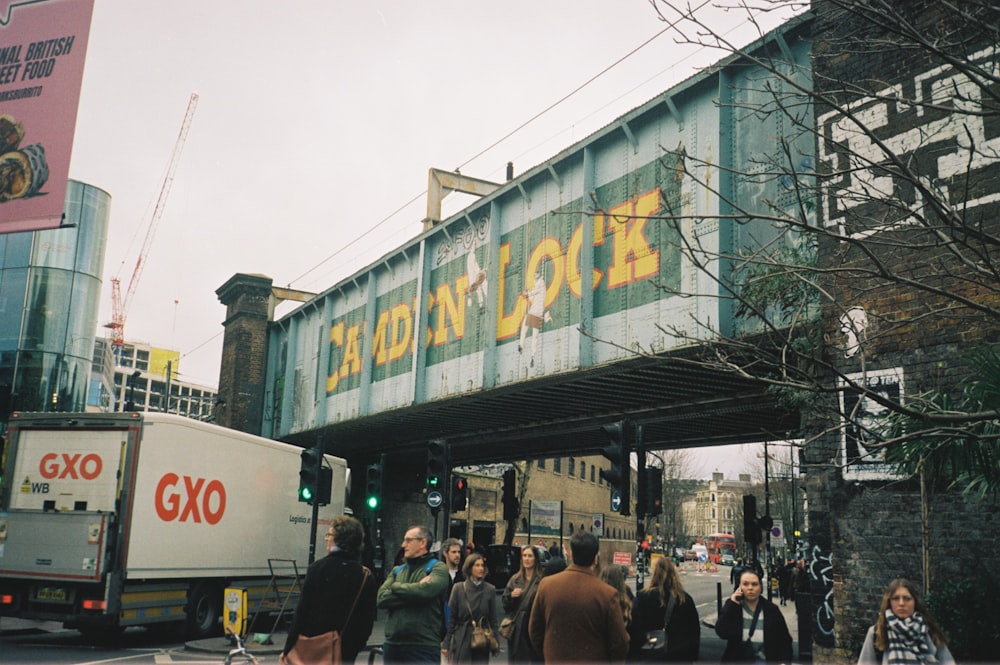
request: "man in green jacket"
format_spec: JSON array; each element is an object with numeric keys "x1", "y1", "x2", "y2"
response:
[{"x1": 377, "y1": 525, "x2": 450, "y2": 664}]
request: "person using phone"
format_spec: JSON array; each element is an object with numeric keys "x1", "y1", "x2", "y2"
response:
[{"x1": 715, "y1": 568, "x2": 792, "y2": 663}]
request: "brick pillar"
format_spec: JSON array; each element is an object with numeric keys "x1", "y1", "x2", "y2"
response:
[{"x1": 215, "y1": 273, "x2": 273, "y2": 434}]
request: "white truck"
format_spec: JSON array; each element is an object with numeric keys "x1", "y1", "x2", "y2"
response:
[{"x1": 0, "y1": 411, "x2": 348, "y2": 638}]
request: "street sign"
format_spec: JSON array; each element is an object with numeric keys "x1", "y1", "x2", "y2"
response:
[
  {"x1": 426, "y1": 490, "x2": 443, "y2": 509},
  {"x1": 610, "y1": 490, "x2": 621, "y2": 512},
  {"x1": 770, "y1": 519, "x2": 784, "y2": 547}
]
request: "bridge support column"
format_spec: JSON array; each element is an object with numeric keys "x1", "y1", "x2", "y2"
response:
[{"x1": 215, "y1": 273, "x2": 273, "y2": 434}]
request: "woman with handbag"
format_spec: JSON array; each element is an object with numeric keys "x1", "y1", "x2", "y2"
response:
[
  {"x1": 628, "y1": 556, "x2": 700, "y2": 663},
  {"x1": 281, "y1": 516, "x2": 377, "y2": 664},
  {"x1": 501, "y1": 546, "x2": 544, "y2": 663},
  {"x1": 715, "y1": 568, "x2": 792, "y2": 664},
  {"x1": 443, "y1": 553, "x2": 500, "y2": 663}
]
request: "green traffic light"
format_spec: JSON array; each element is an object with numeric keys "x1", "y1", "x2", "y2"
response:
[
  {"x1": 300, "y1": 487, "x2": 313, "y2": 501},
  {"x1": 366, "y1": 495, "x2": 380, "y2": 510},
  {"x1": 427, "y1": 476, "x2": 439, "y2": 487}
]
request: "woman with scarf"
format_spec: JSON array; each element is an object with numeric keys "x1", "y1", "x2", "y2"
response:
[
  {"x1": 501, "y1": 546, "x2": 544, "y2": 663},
  {"x1": 857, "y1": 579, "x2": 955, "y2": 665},
  {"x1": 444, "y1": 552, "x2": 499, "y2": 663}
]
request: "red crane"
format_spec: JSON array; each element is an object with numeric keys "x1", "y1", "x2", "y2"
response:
[{"x1": 108, "y1": 92, "x2": 199, "y2": 349}]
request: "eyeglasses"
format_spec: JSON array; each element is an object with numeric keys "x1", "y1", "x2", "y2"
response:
[
  {"x1": 890, "y1": 595, "x2": 914, "y2": 602},
  {"x1": 324, "y1": 532, "x2": 334, "y2": 538},
  {"x1": 402, "y1": 536, "x2": 423, "y2": 543}
]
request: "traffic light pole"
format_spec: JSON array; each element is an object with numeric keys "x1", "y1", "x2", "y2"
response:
[
  {"x1": 308, "y1": 435, "x2": 324, "y2": 564},
  {"x1": 635, "y1": 424, "x2": 646, "y2": 589}
]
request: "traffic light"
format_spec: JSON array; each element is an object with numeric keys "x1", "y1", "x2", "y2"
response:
[
  {"x1": 451, "y1": 475, "x2": 468, "y2": 512},
  {"x1": 743, "y1": 494, "x2": 760, "y2": 545},
  {"x1": 599, "y1": 421, "x2": 630, "y2": 516},
  {"x1": 365, "y1": 463, "x2": 383, "y2": 511},
  {"x1": 298, "y1": 447, "x2": 322, "y2": 504},
  {"x1": 426, "y1": 439, "x2": 449, "y2": 490},
  {"x1": 641, "y1": 467, "x2": 662, "y2": 516},
  {"x1": 502, "y1": 469, "x2": 519, "y2": 521}
]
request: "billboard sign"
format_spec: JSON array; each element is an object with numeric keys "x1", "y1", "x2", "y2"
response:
[
  {"x1": 840, "y1": 366, "x2": 905, "y2": 481},
  {"x1": 0, "y1": 0, "x2": 94, "y2": 234}
]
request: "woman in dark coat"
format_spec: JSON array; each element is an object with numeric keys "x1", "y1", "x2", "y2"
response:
[
  {"x1": 715, "y1": 568, "x2": 792, "y2": 663},
  {"x1": 501, "y1": 546, "x2": 544, "y2": 663},
  {"x1": 281, "y1": 516, "x2": 377, "y2": 664},
  {"x1": 443, "y1": 553, "x2": 499, "y2": 663},
  {"x1": 628, "y1": 555, "x2": 699, "y2": 663}
]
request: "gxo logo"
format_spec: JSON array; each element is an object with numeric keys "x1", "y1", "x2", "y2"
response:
[
  {"x1": 39, "y1": 453, "x2": 103, "y2": 480},
  {"x1": 154, "y1": 473, "x2": 226, "y2": 524}
]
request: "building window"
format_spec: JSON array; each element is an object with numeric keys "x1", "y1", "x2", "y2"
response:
[
  {"x1": 568, "y1": 457, "x2": 575, "y2": 477},
  {"x1": 590, "y1": 465, "x2": 595, "y2": 482},
  {"x1": 537, "y1": 458, "x2": 546, "y2": 470},
  {"x1": 553, "y1": 458, "x2": 562, "y2": 474},
  {"x1": 580, "y1": 460, "x2": 586, "y2": 478}
]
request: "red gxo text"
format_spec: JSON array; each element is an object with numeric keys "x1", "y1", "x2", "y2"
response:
[{"x1": 155, "y1": 473, "x2": 226, "y2": 524}]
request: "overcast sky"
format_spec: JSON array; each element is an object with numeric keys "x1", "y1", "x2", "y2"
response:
[{"x1": 67, "y1": 1, "x2": 799, "y2": 478}]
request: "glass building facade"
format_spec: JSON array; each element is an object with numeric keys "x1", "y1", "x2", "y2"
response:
[{"x1": 0, "y1": 180, "x2": 111, "y2": 425}]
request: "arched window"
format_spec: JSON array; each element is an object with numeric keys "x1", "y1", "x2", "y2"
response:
[{"x1": 568, "y1": 457, "x2": 575, "y2": 477}]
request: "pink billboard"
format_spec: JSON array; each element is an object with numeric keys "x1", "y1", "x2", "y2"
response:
[{"x1": 0, "y1": 0, "x2": 94, "y2": 234}]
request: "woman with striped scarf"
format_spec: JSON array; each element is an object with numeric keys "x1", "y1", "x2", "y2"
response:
[{"x1": 857, "y1": 579, "x2": 955, "y2": 665}]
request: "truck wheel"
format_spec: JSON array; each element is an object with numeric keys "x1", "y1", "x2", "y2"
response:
[{"x1": 185, "y1": 582, "x2": 221, "y2": 639}]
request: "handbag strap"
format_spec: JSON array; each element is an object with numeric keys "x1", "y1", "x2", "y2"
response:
[
  {"x1": 660, "y1": 593, "x2": 678, "y2": 629},
  {"x1": 512, "y1": 574, "x2": 539, "y2": 619},
  {"x1": 341, "y1": 566, "x2": 370, "y2": 632},
  {"x1": 463, "y1": 584, "x2": 487, "y2": 628}
]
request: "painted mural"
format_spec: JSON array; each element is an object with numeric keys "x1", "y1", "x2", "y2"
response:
[{"x1": 265, "y1": 20, "x2": 813, "y2": 437}]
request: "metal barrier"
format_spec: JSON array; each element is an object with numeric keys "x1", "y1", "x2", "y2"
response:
[{"x1": 367, "y1": 645, "x2": 383, "y2": 665}]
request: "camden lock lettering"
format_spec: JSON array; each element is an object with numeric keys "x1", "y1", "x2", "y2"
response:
[{"x1": 326, "y1": 187, "x2": 664, "y2": 394}]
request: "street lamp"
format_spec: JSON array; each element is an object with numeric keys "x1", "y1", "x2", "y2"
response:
[{"x1": 125, "y1": 370, "x2": 141, "y2": 412}]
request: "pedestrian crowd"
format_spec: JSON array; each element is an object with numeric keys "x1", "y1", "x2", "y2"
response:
[{"x1": 279, "y1": 521, "x2": 955, "y2": 665}]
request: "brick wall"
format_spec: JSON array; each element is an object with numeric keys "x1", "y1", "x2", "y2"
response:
[
  {"x1": 808, "y1": 1, "x2": 1000, "y2": 661},
  {"x1": 215, "y1": 273, "x2": 272, "y2": 434}
]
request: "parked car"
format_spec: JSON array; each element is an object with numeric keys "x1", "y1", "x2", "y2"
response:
[{"x1": 484, "y1": 544, "x2": 521, "y2": 589}]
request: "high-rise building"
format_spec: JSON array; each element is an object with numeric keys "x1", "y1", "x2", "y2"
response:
[{"x1": 0, "y1": 181, "x2": 110, "y2": 425}]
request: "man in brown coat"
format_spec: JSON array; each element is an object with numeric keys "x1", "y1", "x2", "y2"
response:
[{"x1": 528, "y1": 531, "x2": 629, "y2": 663}]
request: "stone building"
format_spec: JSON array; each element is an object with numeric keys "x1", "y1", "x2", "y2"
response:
[{"x1": 682, "y1": 472, "x2": 752, "y2": 541}]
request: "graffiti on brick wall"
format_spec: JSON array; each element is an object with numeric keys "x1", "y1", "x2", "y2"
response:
[
  {"x1": 818, "y1": 46, "x2": 1000, "y2": 239},
  {"x1": 809, "y1": 544, "x2": 835, "y2": 645}
]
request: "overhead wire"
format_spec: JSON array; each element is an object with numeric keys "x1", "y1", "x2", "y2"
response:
[{"x1": 181, "y1": 1, "x2": 778, "y2": 366}]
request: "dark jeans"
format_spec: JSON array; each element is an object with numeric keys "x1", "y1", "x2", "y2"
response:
[{"x1": 382, "y1": 643, "x2": 440, "y2": 664}]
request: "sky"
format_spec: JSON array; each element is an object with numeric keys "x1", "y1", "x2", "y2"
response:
[{"x1": 65, "y1": 0, "x2": 801, "y2": 479}]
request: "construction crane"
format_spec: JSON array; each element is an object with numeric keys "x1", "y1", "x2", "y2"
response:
[{"x1": 107, "y1": 92, "x2": 199, "y2": 350}]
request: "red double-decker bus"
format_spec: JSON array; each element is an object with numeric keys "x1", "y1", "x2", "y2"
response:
[{"x1": 704, "y1": 533, "x2": 737, "y2": 563}]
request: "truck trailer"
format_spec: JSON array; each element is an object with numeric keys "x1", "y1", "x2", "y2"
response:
[{"x1": 0, "y1": 411, "x2": 348, "y2": 638}]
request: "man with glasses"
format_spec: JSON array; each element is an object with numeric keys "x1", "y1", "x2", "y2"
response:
[{"x1": 377, "y1": 525, "x2": 449, "y2": 664}]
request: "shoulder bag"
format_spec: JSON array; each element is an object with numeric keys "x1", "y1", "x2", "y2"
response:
[
  {"x1": 500, "y1": 574, "x2": 537, "y2": 640},
  {"x1": 642, "y1": 593, "x2": 678, "y2": 653},
  {"x1": 281, "y1": 566, "x2": 370, "y2": 665},
  {"x1": 466, "y1": 594, "x2": 499, "y2": 654}
]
